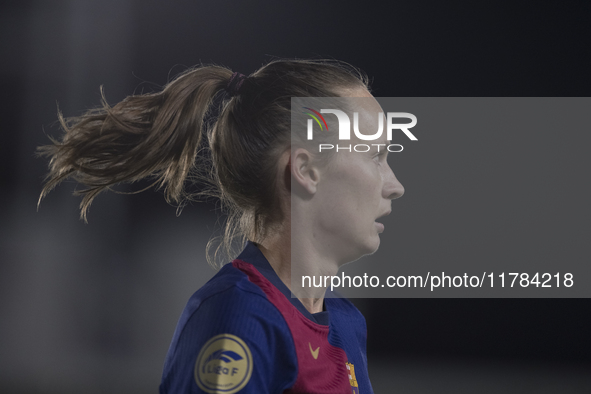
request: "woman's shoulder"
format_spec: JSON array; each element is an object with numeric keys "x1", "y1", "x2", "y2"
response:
[
  {"x1": 163, "y1": 262, "x2": 296, "y2": 371},
  {"x1": 161, "y1": 262, "x2": 298, "y2": 393},
  {"x1": 182, "y1": 262, "x2": 281, "y2": 325}
]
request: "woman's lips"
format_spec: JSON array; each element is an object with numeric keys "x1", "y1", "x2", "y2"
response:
[{"x1": 375, "y1": 221, "x2": 385, "y2": 232}]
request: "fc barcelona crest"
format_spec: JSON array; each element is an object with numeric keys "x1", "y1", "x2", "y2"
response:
[{"x1": 346, "y1": 362, "x2": 359, "y2": 394}]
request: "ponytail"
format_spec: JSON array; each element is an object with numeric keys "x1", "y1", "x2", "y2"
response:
[
  {"x1": 38, "y1": 66, "x2": 231, "y2": 221},
  {"x1": 39, "y1": 59, "x2": 368, "y2": 266}
]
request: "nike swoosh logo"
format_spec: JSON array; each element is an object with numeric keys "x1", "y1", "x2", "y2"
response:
[{"x1": 309, "y1": 342, "x2": 319, "y2": 359}]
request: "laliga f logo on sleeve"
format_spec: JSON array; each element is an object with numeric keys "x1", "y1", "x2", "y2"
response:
[
  {"x1": 194, "y1": 334, "x2": 253, "y2": 394},
  {"x1": 303, "y1": 107, "x2": 417, "y2": 153}
]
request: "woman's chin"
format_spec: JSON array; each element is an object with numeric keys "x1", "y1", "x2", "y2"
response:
[{"x1": 354, "y1": 237, "x2": 382, "y2": 260}]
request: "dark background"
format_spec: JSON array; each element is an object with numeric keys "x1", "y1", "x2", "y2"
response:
[{"x1": 1, "y1": 1, "x2": 590, "y2": 393}]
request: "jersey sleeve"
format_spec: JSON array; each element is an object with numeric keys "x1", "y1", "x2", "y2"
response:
[{"x1": 160, "y1": 285, "x2": 298, "y2": 394}]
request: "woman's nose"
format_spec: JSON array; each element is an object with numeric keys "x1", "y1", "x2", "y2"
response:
[{"x1": 384, "y1": 166, "x2": 404, "y2": 200}]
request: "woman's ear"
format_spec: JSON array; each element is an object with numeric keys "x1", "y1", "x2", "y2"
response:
[{"x1": 290, "y1": 148, "x2": 320, "y2": 195}]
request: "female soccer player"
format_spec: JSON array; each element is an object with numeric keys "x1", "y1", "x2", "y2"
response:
[{"x1": 39, "y1": 59, "x2": 404, "y2": 393}]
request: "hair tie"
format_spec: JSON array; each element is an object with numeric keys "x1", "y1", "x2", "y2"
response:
[{"x1": 225, "y1": 72, "x2": 247, "y2": 97}]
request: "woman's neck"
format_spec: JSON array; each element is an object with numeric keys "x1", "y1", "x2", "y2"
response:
[{"x1": 258, "y1": 230, "x2": 329, "y2": 315}]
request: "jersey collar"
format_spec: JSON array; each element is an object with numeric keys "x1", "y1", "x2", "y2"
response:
[{"x1": 236, "y1": 241, "x2": 330, "y2": 326}]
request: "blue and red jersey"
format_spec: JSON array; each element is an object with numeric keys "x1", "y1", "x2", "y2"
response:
[{"x1": 160, "y1": 241, "x2": 373, "y2": 393}]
